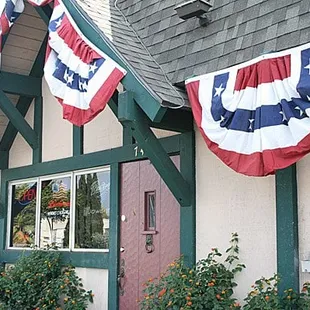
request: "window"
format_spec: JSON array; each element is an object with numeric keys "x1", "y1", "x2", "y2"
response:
[
  {"x1": 9, "y1": 181, "x2": 37, "y2": 248},
  {"x1": 8, "y1": 167, "x2": 110, "y2": 252},
  {"x1": 144, "y1": 191, "x2": 156, "y2": 231}
]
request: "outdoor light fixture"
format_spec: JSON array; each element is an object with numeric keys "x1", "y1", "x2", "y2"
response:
[{"x1": 175, "y1": 0, "x2": 212, "y2": 26}]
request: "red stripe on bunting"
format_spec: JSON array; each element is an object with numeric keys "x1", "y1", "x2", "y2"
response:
[
  {"x1": 56, "y1": 15, "x2": 101, "y2": 63},
  {"x1": 0, "y1": 12, "x2": 10, "y2": 36},
  {"x1": 235, "y1": 55, "x2": 291, "y2": 91},
  {"x1": 186, "y1": 80, "x2": 310, "y2": 176},
  {"x1": 58, "y1": 68, "x2": 124, "y2": 126}
]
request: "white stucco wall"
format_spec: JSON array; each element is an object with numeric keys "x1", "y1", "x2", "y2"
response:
[
  {"x1": 76, "y1": 268, "x2": 108, "y2": 310},
  {"x1": 42, "y1": 79, "x2": 72, "y2": 162},
  {"x1": 84, "y1": 105, "x2": 122, "y2": 153},
  {"x1": 195, "y1": 131, "x2": 277, "y2": 302},
  {"x1": 297, "y1": 154, "x2": 310, "y2": 287}
]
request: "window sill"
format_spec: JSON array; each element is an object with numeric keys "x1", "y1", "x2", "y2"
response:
[
  {"x1": 0, "y1": 249, "x2": 109, "y2": 269},
  {"x1": 141, "y1": 230, "x2": 157, "y2": 235}
]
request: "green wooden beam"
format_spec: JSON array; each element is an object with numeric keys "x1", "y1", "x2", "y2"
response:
[
  {"x1": 2, "y1": 135, "x2": 180, "y2": 181},
  {"x1": 108, "y1": 163, "x2": 120, "y2": 310},
  {"x1": 180, "y1": 132, "x2": 196, "y2": 266},
  {"x1": 0, "y1": 151, "x2": 9, "y2": 170},
  {"x1": 61, "y1": 0, "x2": 166, "y2": 123},
  {"x1": 276, "y1": 164, "x2": 299, "y2": 293},
  {"x1": 33, "y1": 96, "x2": 43, "y2": 164},
  {"x1": 118, "y1": 91, "x2": 191, "y2": 207},
  {"x1": 150, "y1": 108, "x2": 193, "y2": 133},
  {"x1": 0, "y1": 72, "x2": 41, "y2": 97},
  {"x1": 73, "y1": 125, "x2": 84, "y2": 156},
  {"x1": 0, "y1": 34, "x2": 47, "y2": 156},
  {"x1": 0, "y1": 90, "x2": 38, "y2": 149},
  {"x1": 34, "y1": 5, "x2": 53, "y2": 26}
]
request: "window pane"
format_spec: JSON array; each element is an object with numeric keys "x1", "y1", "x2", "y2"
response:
[
  {"x1": 10, "y1": 182, "x2": 37, "y2": 248},
  {"x1": 145, "y1": 192, "x2": 156, "y2": 231},
  {"x1": 75, "y1": 170, "x2": 110, "y2": 250},
  {"x1": 39, "y1": 177, "x2": 71, "y2": 249}
]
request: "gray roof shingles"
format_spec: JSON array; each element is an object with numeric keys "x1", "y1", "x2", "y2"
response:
[
  {"x1": 116, "y1": 0, "x2": 310, "y2": 86},
  {"x1": 75, "y1": 0, "x2": 185, "y2": 107},
  {"x1": 78, "y1": 0, "x2": 310, "y2": 107}
]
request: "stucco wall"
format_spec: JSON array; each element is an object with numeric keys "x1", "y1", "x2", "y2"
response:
[
  {"x1": 297, "y1": 154, "x2": 310, "y2": 287},
  {"x1": 195, "y1": 131, "x2": 277, "y2": 302},
  {"x1": 76, "y1": 268, "x2": 108, "y2": 310}
]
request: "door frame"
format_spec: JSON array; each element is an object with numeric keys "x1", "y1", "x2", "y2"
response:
[{"x1": 109, "y1": 131, "x2": 196, "y2": 310}]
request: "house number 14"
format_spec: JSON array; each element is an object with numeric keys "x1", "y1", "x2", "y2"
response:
[{"x1": 134, "y1": 146, "x2": 144, "y2": 157}]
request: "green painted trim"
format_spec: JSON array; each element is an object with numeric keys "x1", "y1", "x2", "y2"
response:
[
  {"x1": 73, "y1": 126, "x2": 84, "y2": 156},
  {"x1": 118, "y1": 91, "x2": 191, "y2": 206},
  {"x1": 0, "y1": 250, "x2": 109, "y2": 269},
  {"x1": 2, "y1": 135, "x2": 180, "y2": 181},
  {"x1": 180, "y1": 132, "x2": 196, "y2": 266},
  {"x1": 0, "y1": 34, "x2": 47, "y2": 154},
  {"x1": 61, "y1": 0, "x2": 166, "y2": 123},
  {"x1": 0, "y1": 90, "x2": 38, "y2": 149},
  {"x1": 276, "y1": 165, "x2": 299, "y2": 293},
  {"x1": 122, "y1": 126, "x2": 134, "y2": 145},
  {"x1": 34, "y1": 5, "x2": 52, "y2": 26},
  {"x1": 0, "y1": 178, "x2": 8, "y2": 250},
  {"x1": 33, "y1": 96, "x2": 43, "y2": 164},
  {"x1": 108, "y1": 163, "x2": 120, "y2": 310},
  {"x1": 0, "y1": 72, "x2": 41, "y2": 97},
  {"x1": 151, "y1": 108, "x2": 193, "y2": 133},
  {"x1": 0, "y1": 151, "x2": 9, "y2": 170}
]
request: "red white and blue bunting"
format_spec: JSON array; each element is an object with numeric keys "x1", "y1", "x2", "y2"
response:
[
  {"x1": 0, "y1": 0, "x2": 126, "y2": 126},
  {"x1": 186, "y1": 44, "x2": 310, "y2": 176}
]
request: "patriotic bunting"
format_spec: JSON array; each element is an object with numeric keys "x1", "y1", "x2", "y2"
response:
[
  {"x1": 45, "y1": 0, "x2": 126, "y2": 126},
  {"x1": 0, "y1": 0, "x2": 126, "y2": 126},
  {"x1": 186, "y1": 44, "x2": 310, "y2": 177}
]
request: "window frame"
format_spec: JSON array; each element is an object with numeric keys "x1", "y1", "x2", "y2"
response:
[{"x1": 6, "y1": 167, "x2": 111, "y2": 253}]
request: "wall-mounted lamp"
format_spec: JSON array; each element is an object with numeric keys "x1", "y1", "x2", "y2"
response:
[{"x1": 175, "y1": 0, "x2": 212, "y2": 26}]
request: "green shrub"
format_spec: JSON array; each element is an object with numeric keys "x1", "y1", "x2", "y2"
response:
[
  {"x1": 0, "y1": 248, "x2": 94, "y2": 310},
  {"x1": 140, "y1": 233, "x2": 244, "y2": 310},
  {"x1": 243, "y1": 276, "x2": 310, "y2": 310},
  {"x1": 139, "y1": 233, "x2": 310, "y2": 310}
]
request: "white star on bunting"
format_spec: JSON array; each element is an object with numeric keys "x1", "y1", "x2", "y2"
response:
[
  {"x1": 295, "y1": 106, "x2": 304, "y2": 117},
  {"x1": 67, "y1": 73, "x2": 74, "y2": 85},
  {"x1": 279, "y1": 111, "x2": 287, "y2": 122},
  {"x1": 248, "y1": 119, "x2": 254, "y2": 130},
  {"x1": 304, "y1": 60, "x2": 310, "y2": 74},
  {"x1": 220, "y1": 115, "x2": 225, "y2": 122},
  {"x1": 214, "y1": 84, "x2": 224, "y2": 97},
  {"x1": 55, "y1": 18, "x2": 62, "y2": 28},
  {"x1": 89, "y1": 62, "x2": 98, "y2": 73}
]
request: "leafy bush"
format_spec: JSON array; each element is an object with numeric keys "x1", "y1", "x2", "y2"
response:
[
  {"x1": 140, "y1": 233, "x2": 310, "y2": 310},
  {"x1": 244, "y1": 276, "x2": 310, "y2": 310},
  {"x1": 140, "y1": 233, "x2": 244, "y2": 310},
  {"x1": 0, "y1": 249, "x2": 94, "y2": 310}
]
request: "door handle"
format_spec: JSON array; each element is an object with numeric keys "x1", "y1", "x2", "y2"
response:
[{"x1": 118, "y1": 266, "x2": 125, "y2": 296}]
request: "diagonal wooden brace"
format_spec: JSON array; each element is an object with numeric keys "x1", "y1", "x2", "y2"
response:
[
  {"x1": 0, "y1": 90, "x2": 38, "y2": 149},
  {"x1": 118, "y1": 91, "x2": 192, "y2": 207}
]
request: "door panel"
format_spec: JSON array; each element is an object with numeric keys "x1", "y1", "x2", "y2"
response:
[{"x1": 119, "y1": 157, "x2": 180, "y2": 310}]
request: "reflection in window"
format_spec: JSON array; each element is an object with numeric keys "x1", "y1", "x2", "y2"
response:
[
  {"x1": 39, "y1": 177, "x2": 71, "y2": 249},
  {"x1": 10, "y1": 182, "x2": 37, "y2": 248},
  {"x1": 145, "y1": 192, "x2": 156, "y2": 231},
  {"x1": 75, "y1": 170, "x2": 110, "y2": 249}
]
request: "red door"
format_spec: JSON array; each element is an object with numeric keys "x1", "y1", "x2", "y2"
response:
[{"x1": 119, "y1": 157, "x2": 180, "y2": 310}]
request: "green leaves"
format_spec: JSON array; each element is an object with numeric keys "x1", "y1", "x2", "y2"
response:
[
  {"x1": 140, "y1": 233, "x2": 243, "y2": 310},
  {"x1": 0, "y1": 249, "x2": 94, "y2": 310}
]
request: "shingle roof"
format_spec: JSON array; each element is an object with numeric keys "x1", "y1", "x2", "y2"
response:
[
  {"x1": 116, "y1": 0, "x2": 310, "y2": 85},
  {"x1": 75, "y1": 0, "x2": 186, "y2": 107}
]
